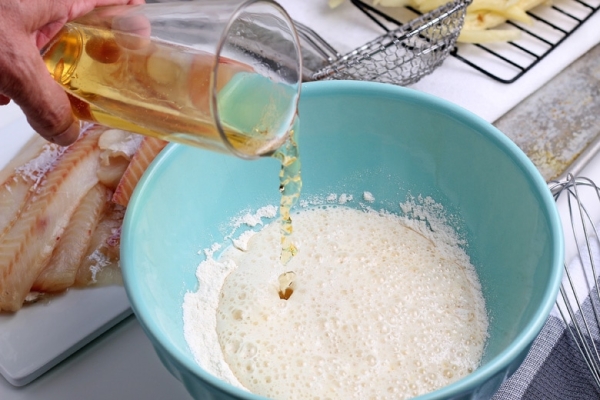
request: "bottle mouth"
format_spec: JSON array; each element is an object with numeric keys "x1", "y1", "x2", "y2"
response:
[
  {"x1": 212, "y1": 0, "x2": 302, "y2": 159},
  {"x1": 41, "y1": 25, "x2": 83, "y2": 86}
]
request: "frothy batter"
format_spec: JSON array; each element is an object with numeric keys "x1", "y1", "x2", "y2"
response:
[{"x1": 184, "y1": 203, "x2": 488, "y2": 399}]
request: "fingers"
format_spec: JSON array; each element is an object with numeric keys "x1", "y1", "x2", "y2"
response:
[
  {"x1": 1, "y1": 0, "x2": 148, "y2": 145},
  {"x1": 113, "y1": 13, "x2": 152, "y2": 50},
  {"x1": 31, "y1": 1, "x2": 147, "y2": 49},
  {"x1": 67, "y1": 0, "x2": 146, "y2": 21},
  {"x1": 34, "y1": 120, "x2": 80, "y2": 146}
]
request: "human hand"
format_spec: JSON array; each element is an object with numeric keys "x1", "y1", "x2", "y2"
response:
[{"x1": 0, "y1": 0, "x2": 145, "y2": 146}]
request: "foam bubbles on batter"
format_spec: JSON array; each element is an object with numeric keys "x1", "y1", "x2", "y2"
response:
[{"x1": 210, "y1": 205, "x2": 488, "y2": 400}]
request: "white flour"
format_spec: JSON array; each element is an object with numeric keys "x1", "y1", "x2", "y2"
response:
[
  {"x1": 184, "y1": 206, "x2": 280, "y2": 389},
  {"x1": 15, "y1": 143, "x2": 64, "y2": 186},
  {"x1": 363, "y1": 191, "x2": 375, "y2": 202}
]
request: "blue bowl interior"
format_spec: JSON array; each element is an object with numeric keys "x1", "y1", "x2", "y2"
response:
[{"x1": 121, "y1": 81, "x2": 563, "y2": 399}]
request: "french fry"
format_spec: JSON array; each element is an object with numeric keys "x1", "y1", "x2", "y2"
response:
[
  {"x1": 518, "y1": 0, "x2": 552, "y2": 11},
  {"x1": 329, "y1": 0, "x2": 552, "y2": 43},
  {"x1": 467, "y1": 0, "x2": 520, "y2": 12},
  {"x1": 498, "y1": 6, "x2": 532, "y2": 24},
  {"x1": 463, "y1": 11, "x2": 508, "y2": 30},
  {"x1": 373, "y1": 0, "x2": 413, "y2": 6},
  {"x1": 458, "y1": 28, "x2": 522, "y2": 43}
]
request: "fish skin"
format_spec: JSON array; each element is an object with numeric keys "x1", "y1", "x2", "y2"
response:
[
  {"x1": 0, "y1": 128, "x2": 103, "y2": 312},
  {"x1": 32, "y1": 183, "x2": 111, "y2": 292},
  {"x1": 112, "y1": 136, "x2": 167, "y2": 207}
]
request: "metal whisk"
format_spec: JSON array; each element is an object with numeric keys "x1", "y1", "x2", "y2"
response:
[{"x1": 549, "y1": 174, "x2": 600, "y2": 390}]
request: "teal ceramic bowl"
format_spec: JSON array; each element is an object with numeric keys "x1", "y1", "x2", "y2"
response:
[{"x1": 121, "y1": 81, "x2": 563, "y2": 399}]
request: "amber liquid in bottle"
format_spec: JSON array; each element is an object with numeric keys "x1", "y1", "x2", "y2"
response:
[{"x1": 41, "y1": 23, "x2": 283, "y2": 155}]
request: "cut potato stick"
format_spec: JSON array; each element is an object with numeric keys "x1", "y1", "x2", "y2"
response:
[
  {"x1": 0, "y1": 128, "x2": 102, "y2": 311},
  {"x1": 468, "y1": 0, "x2": 520, "y2": 11},
  {"x1": 112, "y1": 136, "x2": 167, "y2": 207},
  {"x1": 463, "y1": 11, "x2": 508, "y2": 30},
  {"x1": 32, "y1": 183, "x2": 111, "y2": 292},
  {"x1": 329, "y1": 0, "x2": 549, "y2": 43},
  {"x1": 373, "y1": 0, "x2": 412, "y2": 6},
  {"x1": 519, "y1": 0, "x2": 551, "y2": 11},
  {"x1": 458, "y1": 27, "x2": 521, "y2": 42},
  {"x1": 498, "y1": 6, "x2": 532, "y2": 24}
]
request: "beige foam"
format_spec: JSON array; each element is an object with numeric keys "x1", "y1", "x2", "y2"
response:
[{"x1": 214, "y1": 205, "x2": 488, "y2": 399}]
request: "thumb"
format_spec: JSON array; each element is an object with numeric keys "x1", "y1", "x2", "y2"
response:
[{"x1": 5, "y1": 43, "x2": 80, "y2": 146}]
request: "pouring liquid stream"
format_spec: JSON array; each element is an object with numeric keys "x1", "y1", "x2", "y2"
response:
[{"x1": 273, "y1": 118, "x2": 301, "y2": 299}]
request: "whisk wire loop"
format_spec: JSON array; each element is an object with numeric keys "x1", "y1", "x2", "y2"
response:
[{"x1": 551, "y1": 174, "x2": 600, "y2": 390}]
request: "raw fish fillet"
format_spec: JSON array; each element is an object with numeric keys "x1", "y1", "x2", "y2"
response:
[
  {"x1": 0, "y1": 128, "x2": 102, "y2": 311},
  {"x1": 112, "y1": 136, "x2": 167, "y2": 206},
  {"x1": 96, "y1": 129, "x2": 143, "y2": 190},
  {"x1": 0, "y1": 137, "x2": 63, "y2": 239},
  {"x1": 97, "y1": 156, "x2": 130, "y2": 190},
  {"x1": 0, "y1": 134, "x2": 47, "y2": 184},
  {"x1": 32, "y1": 183, "x2": 111, "y2": 292},
  {"x1": 74, "y1": 202, "x2": 125, "y2": 287}
]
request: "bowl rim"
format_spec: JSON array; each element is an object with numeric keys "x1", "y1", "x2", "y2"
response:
[{"x1": 121, "y1": 79, "x2": 564, "y2": 399}]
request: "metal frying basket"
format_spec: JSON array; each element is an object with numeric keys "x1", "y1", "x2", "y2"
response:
[{"x1": 297, "y1": 0, "x2": 470, "y2": 85}]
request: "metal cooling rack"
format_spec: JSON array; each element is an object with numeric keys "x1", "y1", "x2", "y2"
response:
[{"x1": 351, "y1": 0, "x2": 599, "y2": 83}]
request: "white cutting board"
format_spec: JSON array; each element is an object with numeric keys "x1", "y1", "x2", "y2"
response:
[{"x1": 0, "y1": 108, "x2": 132, "y2": 387}]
